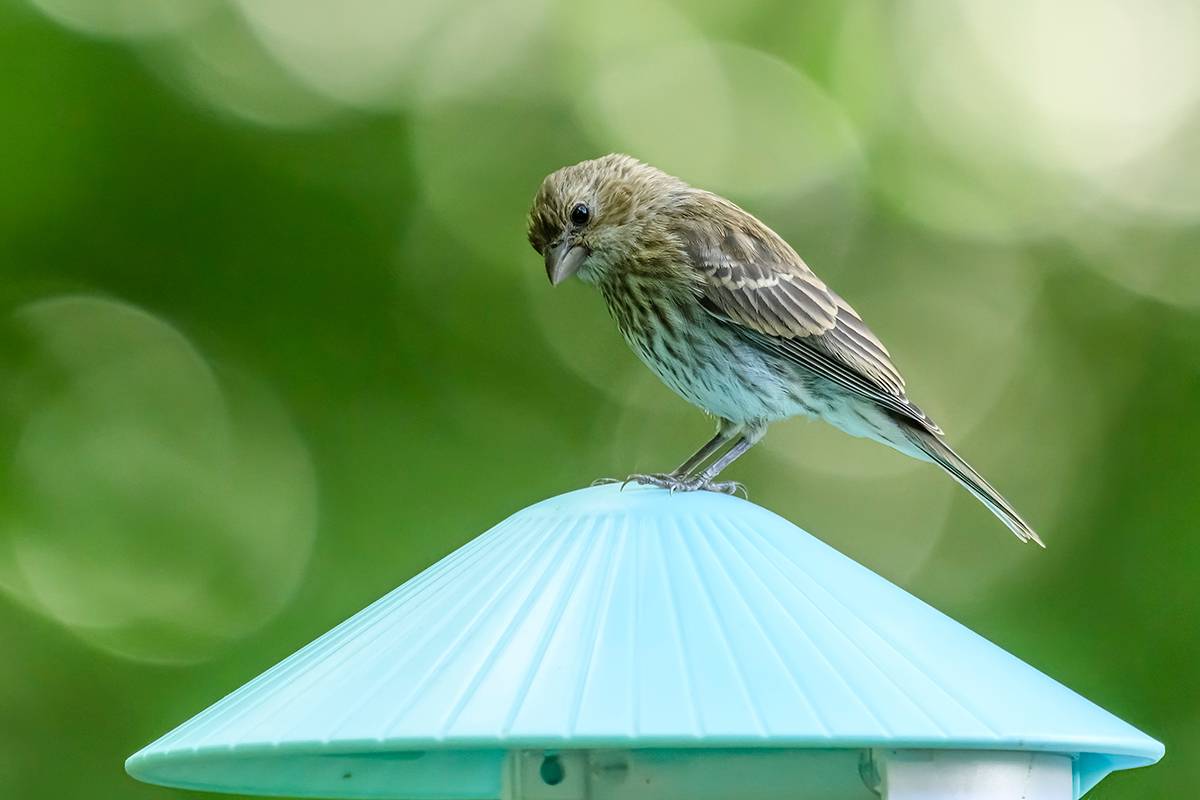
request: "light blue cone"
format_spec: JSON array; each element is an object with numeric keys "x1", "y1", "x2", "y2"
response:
[{"x1": 126, "y1": 485, "x2": 1163, "y2": 799}]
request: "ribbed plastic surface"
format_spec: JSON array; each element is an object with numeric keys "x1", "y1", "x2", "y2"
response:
[{"x1": 126, "y1": 484, "x2": 1162, "y2": 798}]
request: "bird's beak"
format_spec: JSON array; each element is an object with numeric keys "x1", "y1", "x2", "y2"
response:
[{"x1": 545, "y1": 239, "x2": 590, "y2": 286}]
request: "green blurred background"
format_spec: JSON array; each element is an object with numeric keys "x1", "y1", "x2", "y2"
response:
[{"x1": 1, "y1": 0, "x2": 1196, "y2": 796}]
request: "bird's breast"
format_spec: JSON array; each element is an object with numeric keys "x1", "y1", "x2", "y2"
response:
[{"x1": 598, "y1": 276, "x2": 805, "y2": 423}]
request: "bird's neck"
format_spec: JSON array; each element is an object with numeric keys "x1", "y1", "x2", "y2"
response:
[{"x1": 596, "y1": 267, "x2": 695, "y2": 333}]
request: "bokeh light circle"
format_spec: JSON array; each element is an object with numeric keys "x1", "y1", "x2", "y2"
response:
[
  {"x1": 883, "y1": 0, "x2": 1200, "y2": 240},
  {"x1": 578, "y1": 41, "x2": 863, "y2": 200},
  {"x1": 1070, "y1": 222, "x2": 1200, "y2": 310},
  {"x1": 413, "y1": 0, "x2": 551, "y2": 109},
  {"x1": 232, "y1": 0, "x2": 447, "y2": 110},
  {"x1": 0, "y1": 296, "x2": 317, "y2": 664},
  {"x1": 957, "y1": 0, "x2": 1200, "y2": 176},
  {"x1": 143, "y1": 9, "x2": 345, "y2": 130},
  {"x1": 27, "y1": 0, "x2": 216, "y2": 40}
]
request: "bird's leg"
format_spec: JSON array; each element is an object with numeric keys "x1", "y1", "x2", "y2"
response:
[
  {"x1": 618, "y1": 421, "x2": 741, "y2": 492},
  {"x1": 670, "y1": 421, "x2": 743, "y2": 478},
  {"x1": 679, "y1": 438, "x2": 753, "y2": 495},
  {"x1": 682, "y1": 423, "x2": 767, "y2": 495}
]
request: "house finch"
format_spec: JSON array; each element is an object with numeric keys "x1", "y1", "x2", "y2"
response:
[{"x1": 528, "y1": 154, "x2": 1043, "y2": 546}]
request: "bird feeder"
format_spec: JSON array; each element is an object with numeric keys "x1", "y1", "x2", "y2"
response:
[{"x1": 126, "y1": 485, "x2": 1163, "y2": 799}]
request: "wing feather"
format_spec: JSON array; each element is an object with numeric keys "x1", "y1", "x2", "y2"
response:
[{"x1": 680, "y1": 198, "x2": 939, "y2": 433}]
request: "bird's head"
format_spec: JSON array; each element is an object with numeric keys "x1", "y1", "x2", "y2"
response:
[{"x1": 527, "y1": 154, "x2": 684, "y2": 286}]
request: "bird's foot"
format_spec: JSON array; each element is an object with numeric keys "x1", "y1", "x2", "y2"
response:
[
  {"x1": 620, "y1": 473, "x2": 689, "y2": 492},
  {"x1": 705, "y1": 480, "x2": 748, "y2": 498},
  {"x1": 615, "y1": 473, "x2": 747, "y2": 498}
]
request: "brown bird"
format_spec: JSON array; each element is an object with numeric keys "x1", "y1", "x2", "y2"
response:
[{"x1": 527, "y1": 154, "x2": 1043, "y2": 545}]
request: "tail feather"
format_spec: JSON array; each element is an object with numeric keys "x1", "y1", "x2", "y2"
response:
[{"x1": 906, "y1": 428, "x2": 1045, "y2": 547}]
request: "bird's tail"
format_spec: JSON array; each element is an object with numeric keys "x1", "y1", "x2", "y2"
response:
[{"x1": 905, "y1": 427, "x2": 1045, "y2": 547}]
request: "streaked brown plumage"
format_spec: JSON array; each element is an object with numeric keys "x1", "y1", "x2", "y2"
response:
[{"x1": 528, "y1": 154, "x2": 1043, "y2": 546}]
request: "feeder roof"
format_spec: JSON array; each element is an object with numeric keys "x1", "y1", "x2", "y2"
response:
[{"x1": 126, "y1": 484, "x2": 1162, "y2": 798}]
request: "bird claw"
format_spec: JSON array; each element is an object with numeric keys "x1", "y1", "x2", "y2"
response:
[
  {"x1": 610, "y1": 473, "x2": 748, "y2": 498},
  {"x1": 706, "y1": 480, "x2": 748, "y2": 498},
  {"x1": 620, "y1": 473, "x2": 690, "y2": 492}
]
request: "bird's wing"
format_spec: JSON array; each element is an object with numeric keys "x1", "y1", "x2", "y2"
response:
[{"x1": 682, "y1": 203, "x2": 940, "y2": 433}]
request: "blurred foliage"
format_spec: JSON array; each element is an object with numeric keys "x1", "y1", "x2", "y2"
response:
[{"x1": 1, "y1": 0, "x2": 1197, "y2": 797}]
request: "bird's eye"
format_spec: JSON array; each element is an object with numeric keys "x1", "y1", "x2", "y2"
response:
[{"x1": 570, "y1": 203, "x2": 591, "y2": 227}]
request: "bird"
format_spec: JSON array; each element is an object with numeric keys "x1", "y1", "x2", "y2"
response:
[{"x1": 527, "y1": 153, "x2": 1043, "y2": 546}]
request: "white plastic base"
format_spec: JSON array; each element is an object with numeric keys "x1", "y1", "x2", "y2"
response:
[
  {"x1": 878, "y1": 749, "x2": 1074, "y2": 799},
  {"x1": 505, "y1": 748, "x2": 1074, "y2": 800},
  {"x1": 507, "y1": 749, "x2": 876, "y2": 800}
]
